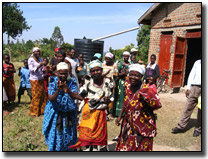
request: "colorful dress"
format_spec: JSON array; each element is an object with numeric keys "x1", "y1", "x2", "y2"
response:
[
  {"x1": 69, "y1": 78, "x2": 114, "y2": 149},
  {"x1": 3, "y1": 62, "x2": 16, "y2": 102},
  {"x1": 42, "y1": 76, "x2": 78, "y2": 151},
  {"x1": 102, "y1": 63, "x2": 118, "y2": 114},
  {"x1": 115, "y1": 80, "x2": 162, "y2": 151},
  {"x1": 28, "y1": 56, "x2": 47, "y2": 116},
  {"x1": 114, "y1": 61, "x2": 130, "y2": 116}
]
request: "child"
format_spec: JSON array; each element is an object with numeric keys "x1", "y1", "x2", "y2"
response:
[
  {"x1": 76, "y1": 53, "x2": 87, "y2": 88},
  {"x1": 43, "y1": 57, "x2": 52, "y2": 96},
  {"x1": 130, "y1": 55, "x2": 137, "y2": 64},
  {"x1": 18, "y1": 59, "x2": 32, "y2": 103},
  {"x1": 3, "y1": 54, "x2": 16, "y2": 105},
  {"x1": 146, "y1": 75, "x2": 157, "y2": 94}
]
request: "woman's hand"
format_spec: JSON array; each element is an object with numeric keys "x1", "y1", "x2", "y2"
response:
[
  {"x1": 103, "y1": 96, "x2": 110, "y2": 104},
  {"x1": 58, "y1": 80, "x2": 69, "y2": 93},
  {"x1": 115, "y1": 117, "x2": 121, "y2": 126},
  {"x1": 57, "y1": 80, "x2": 65, "y2": 90}
]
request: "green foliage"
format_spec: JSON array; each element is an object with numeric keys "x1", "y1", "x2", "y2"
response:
[
  {"x1": 137, "y1": 25, "x2": 151, "y2": 63},
  {"x1": 108, "y1": 43, "x2": 135, "y2": 62},
  {"x1": 61, "y1": 42, "x2": 74, "y2": 52},
  {"x1": 3, "y1": 3, "x2": 31, "y2": 39},
  {"x1": 51, "y1": 26, "x2": 64, "y2": 48}
]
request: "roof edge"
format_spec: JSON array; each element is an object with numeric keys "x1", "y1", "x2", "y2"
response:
[{"x1": 138, "y1": 3, "x2": 161, "y2": 25}]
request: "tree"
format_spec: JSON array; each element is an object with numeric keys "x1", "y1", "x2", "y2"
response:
[
  {"x1": 61, "y1": 42, "x2": 74, "y2": 52},
  {"x1": 137, "y1": 25, "x2": 151, "y2": 63},
  {"x1": 3, "y1": 3, "x2": 31, "y2": 60},
  {"x1": 51, "y1": 26, "x2": 64, "y2": 48}
]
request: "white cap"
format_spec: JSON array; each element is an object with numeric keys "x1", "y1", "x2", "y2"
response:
[
  {"x1": 129, "y1": 64, "x2": 145, "y2": 75},
  {"x1": 57, "y1": 62, "x2": 69, "y2": 71},
  {"x1": 131, "y1": 48, "x2": 138, "y2": 52},
  {"x1": 33, "y1": 47, "x2": 40, "y2": 52},
  {"x1": 105, "y1": 52, "x2": 114, "y2": 59},
  {"x1": 123, "y1": 51, "x2": 130, "y2": 56}
]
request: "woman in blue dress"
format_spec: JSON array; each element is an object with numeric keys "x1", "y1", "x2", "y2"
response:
[{"x1": 42, "y1": 62, "x2": 83, "y2": 151}]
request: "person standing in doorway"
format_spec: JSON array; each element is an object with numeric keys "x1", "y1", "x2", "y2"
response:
[
  {"x1": 171, "y1": 59, "x2": 201, "y2": 137},
  {"x1": 144, "y1": 54, "x2": 160, "y2": 84}
]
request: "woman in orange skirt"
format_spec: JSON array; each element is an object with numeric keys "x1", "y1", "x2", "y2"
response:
[
  {"x1": 28, "y1": 47, "x2": 47, "y2": 117},
  {"x1": 3, "y1": 54, "x2": 16, "y2": 105},
  {"x1": 69, "y1": 60, "x2": 114, "y2": 151}
]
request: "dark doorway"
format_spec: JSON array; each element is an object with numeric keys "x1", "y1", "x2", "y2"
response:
[{"x1": 183, "y1": 38, "x2": 201, "y2": 86}]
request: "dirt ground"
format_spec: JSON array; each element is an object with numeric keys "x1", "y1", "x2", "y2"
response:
[{"x1": 107, "y1": 90, "x2": 201, "y2": 151}]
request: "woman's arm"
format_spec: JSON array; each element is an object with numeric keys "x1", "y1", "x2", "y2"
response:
[
  {"x1": 115, "y1": 104, "x2": 125, "y2": 126},
  {"x1": 48, "y1": 89, "x2": 61, "y2": 102},
  {"x1": 62, "y1": 81, "x2": 84, "y2": 101}
]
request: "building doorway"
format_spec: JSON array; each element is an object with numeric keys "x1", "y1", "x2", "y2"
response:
[{"x1": 183, "y1": 38, "x2": 202, "y2": 86}]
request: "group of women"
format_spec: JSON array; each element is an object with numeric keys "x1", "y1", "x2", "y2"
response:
[{"x1": 22, "y1": 47, "x2": 162, "y2": 151}]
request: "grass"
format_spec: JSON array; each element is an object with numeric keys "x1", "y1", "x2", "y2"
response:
[{"x1": 2, "y1": 62, "x2": 201, "y2": 151}]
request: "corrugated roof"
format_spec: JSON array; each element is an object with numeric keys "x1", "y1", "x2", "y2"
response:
[{"x1": 138, "y1": 3, "x2": 161, "y2": 25}]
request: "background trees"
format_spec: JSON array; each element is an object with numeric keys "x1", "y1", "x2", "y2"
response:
[
  {"x1": 51, "y1": 26, "x2": 64, "y2": 48},
  {"x1": 137, "y1": 25, "x2": 151, "y2": 63},
  {"x1": 3, "y1": 3, "x2": 31, "y2": 60}
]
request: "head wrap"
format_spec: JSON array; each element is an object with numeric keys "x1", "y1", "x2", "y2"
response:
[
  {"x1": 105, "y1": 52, "x2": 114, "y2": 59},
  {"x1": 57, "y1": 62, "x2": 69, "y2": 71},
  {"x1": 33, "y1": 47, "x2": 40, "y2": 53},
  {"x1": 130, "y1": 48, "x2": 138, "y2": 52},
  {"x1": 88, "y1": 59, "x2": 102, "y2": 70},
  {"x1": 55, "y1": 48, "x2": 59, "y2": 53},
  {"x1": 123, "y1": 51, "x2": 130, "y2": 56},
  {"x1": 129, "y1": 64, "x2": 145, "y2": 75},
  {"x1": 94, "y1": 53, "x2": 102, "y2": 59}
]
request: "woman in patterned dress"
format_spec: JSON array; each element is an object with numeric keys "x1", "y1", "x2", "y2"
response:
[
  {"x1": 114, "y1": 51, "x2": 131, "y2": 116},
  {"x1": 42, "y1": 62, "x2": 83, "y2": 151},
  {"x1": 115, "y1": 64, "x2": 162, "y2": 151},
  {"x1": 28, "y1": 47, "x2": 47, "y2": 117},
  {"x1": 69, "y1": 60, "x2": 113, "y2": 151}
]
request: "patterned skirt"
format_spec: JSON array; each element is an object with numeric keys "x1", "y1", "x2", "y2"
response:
[
  {"x1": 69, "y1": 101, "x2": 107, "y2": 149},
  {"x1": 115, "y1": 117, "x2": 153, "y2": 151},
  {"x1": 3, "y1": 77, "x2": 16, "y2": 102},
  {"x1": 30, "y1": 79, "x2": 47, "y2": 116}
]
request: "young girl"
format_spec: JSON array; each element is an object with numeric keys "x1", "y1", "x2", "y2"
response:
[
  {"x1": 43, "y1": 57, "x2": 52, "y2": 96},
  {"x1": 145, "y1": 75, "x2": 157, "y2": 94},
  {"x1": 3, "y1": 54, "x2": 16, "y2": 105}
]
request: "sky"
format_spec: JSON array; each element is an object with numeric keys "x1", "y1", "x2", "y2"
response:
[{"x1": 3, "y1": 2, "x2": 154, "y2": 52}]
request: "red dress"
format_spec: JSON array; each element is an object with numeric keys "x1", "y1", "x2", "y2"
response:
[{"x1": 115, "y1": 80, "x2": 162, "y2": 151}]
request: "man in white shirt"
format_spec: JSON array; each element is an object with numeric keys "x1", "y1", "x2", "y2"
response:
[
  {"x1": 65, "y1": 48, "x2": 79, "y2": 88},
  {"x1": 171, "y1": 59, "x2": 201, "y2": 137}
]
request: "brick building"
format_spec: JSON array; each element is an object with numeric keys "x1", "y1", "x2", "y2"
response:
[{"x1": 138, "y1": 3, "x2": 201, "y2": 88}]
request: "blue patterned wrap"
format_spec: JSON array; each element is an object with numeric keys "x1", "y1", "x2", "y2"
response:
[{"x1": 42, "y1": 76, "x2": 78, "y2": 151}]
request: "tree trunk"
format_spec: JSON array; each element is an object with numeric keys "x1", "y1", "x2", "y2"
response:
[{"x1": 7, "y1": 34, "x2": 12, "y2": 62}]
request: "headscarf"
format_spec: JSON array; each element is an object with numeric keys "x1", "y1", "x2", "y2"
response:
[
  {"x1": 130, "y1": 48, "x2": 138, "y2": 52},
  {"x1": 55, "y1": 48, "x2": 59, "y2": 53},
  {"x1": 88, "y1": 59, "x2": 102, "y2": 70},
  {"x1": 129, "y1": 64, "x2": 145, "y2": 75},
  {"x1": 105, "y1": 52, "x2": 114, "y2": 59},
  {"x1": 94, "y1": 53, "x2": 102, "y2": 59},
  {"x1": 33, "y1": 47, "x2": 40, "y2": 53},
  {"x1": 123, "y1": 51, "x2": 130, "y2": 56},
  {"x1": 57, "y1": 62, "x2": 69, "y2": 71}
]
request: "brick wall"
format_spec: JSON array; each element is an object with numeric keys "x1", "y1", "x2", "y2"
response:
[
  {"x1": 147, "y1": 3, "x2": 201, "y2": 86},
  {"x1": 151, "y1": 3, "x2": 201, "y2": 29}
]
